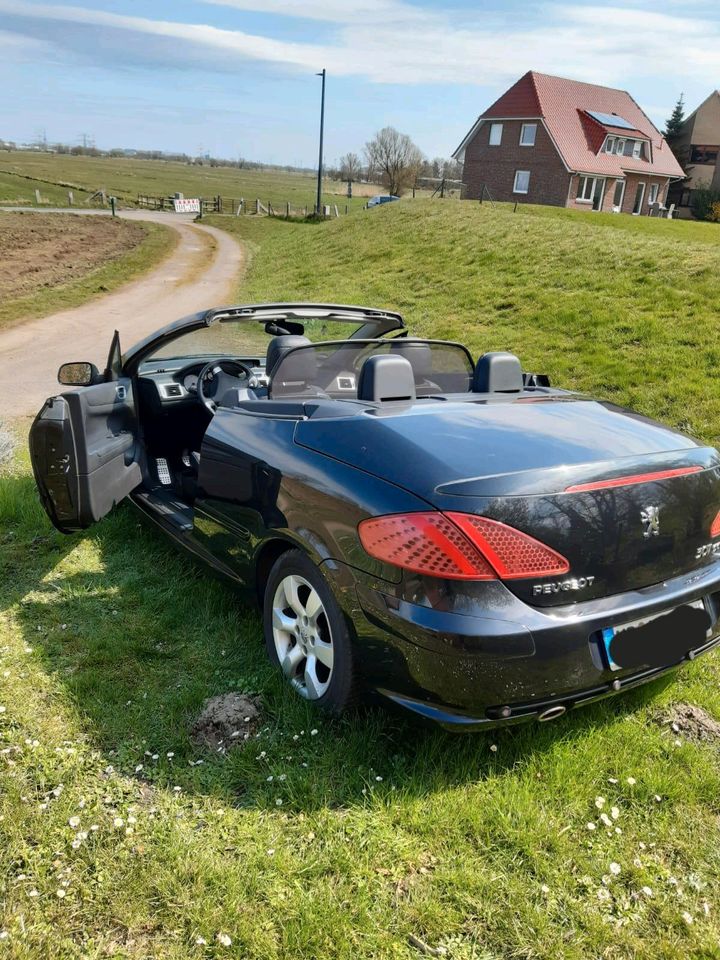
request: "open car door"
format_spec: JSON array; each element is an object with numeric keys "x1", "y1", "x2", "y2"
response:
[{"x1": 29, "y1": 332, "x2": 143, "y2": 533}]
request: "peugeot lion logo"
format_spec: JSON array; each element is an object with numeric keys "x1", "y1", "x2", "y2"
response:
[{"x1": 640, "y1": 505, "x2": 660, "y2": 538}]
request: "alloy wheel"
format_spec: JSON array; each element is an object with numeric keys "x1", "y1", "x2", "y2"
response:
[{"x1": 271, "y1": 574, "x2": 334, "y2": 699}]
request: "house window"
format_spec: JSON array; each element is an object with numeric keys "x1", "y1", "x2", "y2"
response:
[
  {"x1": 513, "y1": 170, "x2": 530, "y2": 194},
  {"x1": 520, "y1": 123, "x2": 537, "y2": 147},
  {"x1": 489, "y1": 123, "x2": 503, "y2": 146},
  {"x1": 632, "y1": 141, "x2": 643, "y2": 159},
  {"x1": 577, "y1": 176, "x2": 596, "y2": 201},
  {"x1": 648, "y1": 183, "x2": 659, "y2": 205},
  {"x1": 615, "y1": 139, "x2": 626, "y2": 155},
  {"x1": 605, "y1": 137, "x2": 616, "y2": 154},
  {"x1": 690, "y1": 145, "x2": 719, "y2": 165},
  {"x1": 577, "y1": 176, "x2": 606, "y2": 210}
]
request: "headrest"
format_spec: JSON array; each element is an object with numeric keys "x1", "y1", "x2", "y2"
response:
[
  {"x1": 266, "y1": 335, "x2": 311, "y2": 377},
  {"x1": 358, "y1": 355, "x2": 416, "y2": 403},
  {"x1": 473, "y1": 351, "x2": 523, "y2": 393},
  {"x1": 389, "y1": 339, "x2": 433, "y2": 377}
]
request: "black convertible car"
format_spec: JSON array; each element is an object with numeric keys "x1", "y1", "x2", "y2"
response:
[{"x1": 30, "y1": 303, "x2": 720, "y2": 729}]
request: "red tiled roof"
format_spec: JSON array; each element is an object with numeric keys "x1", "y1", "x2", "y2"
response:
[{"x1": 475, "y1": 71, "x2": 684, "y2": 178}]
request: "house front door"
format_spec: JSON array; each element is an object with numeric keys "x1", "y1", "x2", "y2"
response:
[
  {"x1": 632, "y1": 182, "x2": 645, "y2": 215},
  {"x1": 613, "y1": 179, "x2": 626, "y2": 211},
  {"x1": 592, "y1": 178, "x2": 606, "y2": 211}
]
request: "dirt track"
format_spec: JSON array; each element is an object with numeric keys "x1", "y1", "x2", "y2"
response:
[{"x1": 0, "y1": 209, "x2": 243, "y2": 419}]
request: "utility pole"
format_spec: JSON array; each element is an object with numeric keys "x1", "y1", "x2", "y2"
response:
[{"x1": 315, "y1": 69, "x2": 326, "y2": 216}]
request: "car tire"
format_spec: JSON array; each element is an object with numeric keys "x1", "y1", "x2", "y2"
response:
[{"x1": 263, "y1": 549, "x2": 357, "y2": 714}]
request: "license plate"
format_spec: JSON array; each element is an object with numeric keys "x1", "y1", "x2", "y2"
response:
[{"x1": 600, "y1": 600, "x2": 710, "y2": 672}]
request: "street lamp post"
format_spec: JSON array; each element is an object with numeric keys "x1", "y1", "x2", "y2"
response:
[{"x1": 315, "y1": 69, "x2": 326, "y2": 216}]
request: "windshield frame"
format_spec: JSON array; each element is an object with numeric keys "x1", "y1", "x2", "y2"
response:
[{"x1": 123, "y1": 303, "x2": 405, "y2": 375}]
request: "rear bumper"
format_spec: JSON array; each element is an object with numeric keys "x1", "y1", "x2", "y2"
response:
[
  {"x1": 322, "y1": 558, "x2": 720, "y2": 729},
  {"x1": 376, "y1": 633, "x2": 720, "y2": 731}
]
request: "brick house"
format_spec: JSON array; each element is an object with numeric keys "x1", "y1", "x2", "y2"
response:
[
  {"x1": 666, "y1": 90, "x2": 720, "y2": 213},
  {"x1": 453, "y1": 71, "x2": 685, "y2": 215}
]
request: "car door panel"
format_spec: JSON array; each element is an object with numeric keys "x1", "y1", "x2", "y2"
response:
[{"x1": 30, "y1": 378, "x2": 141, "y2": 533}]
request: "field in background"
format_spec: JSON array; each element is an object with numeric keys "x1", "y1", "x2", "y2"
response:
[
  {"x1": 0, "y1": 151, "x2": 398, "y2": 211},
  {"x1": 2, "y1": 200, "x2": 720, "y2": 958},
  {"x1": 0, "y1": 212, "x2": 176, "y2": 327}
]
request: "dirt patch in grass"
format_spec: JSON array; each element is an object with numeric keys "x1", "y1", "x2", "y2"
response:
[
  {"x1": 0, "y1": 212, "x2": 146, "y2": 301},
  {"x1": 657, "y1": 702, "x2": 720, "y2": 744},
  {"x1": 190, "y1": 692, "x2": 263, "y2": 751}
]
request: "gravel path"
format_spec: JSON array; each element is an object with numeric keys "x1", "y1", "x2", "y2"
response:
[{"x1": 0, "y1": 209, "x2": 243, "y2": 419}]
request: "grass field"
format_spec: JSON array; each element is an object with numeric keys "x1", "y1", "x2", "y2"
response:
[
  {"x1": 0, "y1": 212, "x2": 177, "y2": 329},
  {"x1": 0, "y1": 152, "x2": 389, "y2": 212},
  {"x1": 2, "y1": 201, "x2": 720, "y2": 959}
]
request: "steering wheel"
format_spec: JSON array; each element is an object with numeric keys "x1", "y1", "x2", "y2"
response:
[{"x1": 196, "y1": 358, "x2": 255, "y2": 414}]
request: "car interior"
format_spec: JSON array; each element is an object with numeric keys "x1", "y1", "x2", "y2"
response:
[{"x1": 129, "y1": 317, "x2": 547, "y2": 531}]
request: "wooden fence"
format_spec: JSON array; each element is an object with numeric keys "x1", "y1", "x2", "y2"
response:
[{"x1": 136, "y1": 194, "x2": 349, "y2": 218}]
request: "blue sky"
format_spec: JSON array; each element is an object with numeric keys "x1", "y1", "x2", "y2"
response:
[{"x1": 0, "y1": 0, "x2": 718, "y2": 166}]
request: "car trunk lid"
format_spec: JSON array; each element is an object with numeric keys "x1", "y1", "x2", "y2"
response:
[{"x1": 296, "y1": 395, "x2": 720, "y2": 604}]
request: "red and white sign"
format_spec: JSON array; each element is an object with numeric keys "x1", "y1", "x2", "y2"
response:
[{"x1": 173, "y1": 198, "x2": 200, "y2": 213}]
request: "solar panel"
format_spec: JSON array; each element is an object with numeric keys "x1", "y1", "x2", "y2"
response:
[{"x1": 586, "y1": 110, "x2": 635, "y2": 130}]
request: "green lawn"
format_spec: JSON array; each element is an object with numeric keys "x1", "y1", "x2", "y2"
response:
[
  {"x1": 3, "y1": 201, "x2": 720, "y2": 958},
  {"x1": 0, "y1": 152, "x2": 387, "y2": 212},
  {"x1": 0, "y1": 168, "x2": 93, "y2": 206}
]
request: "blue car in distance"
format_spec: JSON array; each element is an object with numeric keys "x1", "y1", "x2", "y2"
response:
[{"x1": 367, "y1": 195, "x2": 400, "y2": 207}]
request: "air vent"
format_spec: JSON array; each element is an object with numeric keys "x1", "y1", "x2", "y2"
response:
[{"x1": 161, "y1": 383, "x2": 183, "y2": 398}]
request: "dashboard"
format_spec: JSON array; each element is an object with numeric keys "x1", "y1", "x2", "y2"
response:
[{"x1": 137, "y1": 356, "x2": 266, "y2": 410}]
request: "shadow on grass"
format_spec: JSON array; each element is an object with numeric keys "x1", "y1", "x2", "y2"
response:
[{"x1": 3, "y1": 471, "x2": 677, "y2": 812}]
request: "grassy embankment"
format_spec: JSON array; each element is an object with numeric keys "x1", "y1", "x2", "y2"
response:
[
  {"x1": 211, "y1": 201, "x2": 720, "y2": 445},
  {"x1": 1, "y1": 201, "x2": 720, "y2": 959},
  {"x1": 0, "y1": 212, "x2": 177, "y2": 329}
]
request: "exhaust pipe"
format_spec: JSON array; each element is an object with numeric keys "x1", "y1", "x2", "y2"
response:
[{"x1": 537, "y1": 704, "x2": 567, "y2": 723}]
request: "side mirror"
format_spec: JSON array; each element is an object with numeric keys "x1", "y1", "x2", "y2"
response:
[{"x1": 57, "y1": 362, "x2": 101, "y2": 387}]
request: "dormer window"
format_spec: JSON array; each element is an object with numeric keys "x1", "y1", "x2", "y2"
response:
[
  {"x1": 615, "y1": 139, "x2": 626, "y2": 155},
  {"x1": 632, "y1": 141, "x2": 643, "y2": 159},
  {"x1": 605, "y1": 137, "x2": 616, "y2": 154}
]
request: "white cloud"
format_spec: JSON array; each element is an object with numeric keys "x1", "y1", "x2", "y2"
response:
[
  {"x1": 199, "y1": 0, "x2": 422, "y2": 24},
  {"x1": 0, "y1": 0, "x2": 717, "y2": 87},
  {"x1": 0, "y1": 27, "x2": 49, "y2": 54}
]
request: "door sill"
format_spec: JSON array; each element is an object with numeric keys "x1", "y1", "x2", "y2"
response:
[{"x1": 133, "y1": 488, "x2": 194, "y2": 532}]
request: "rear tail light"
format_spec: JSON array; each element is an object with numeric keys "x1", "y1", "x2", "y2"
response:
[
  {"x1": 447, "y1": 513, "x2": 570, "y2": 579},
  {"x1": 358, "y1": 512, "x2": 569, "y2": 581},
  {"x1": 358, "y1": 513, "x2": 496, "y2": 580},
  {"x1": 711, "y1": 510, "x2": 720, "y2": 538}
]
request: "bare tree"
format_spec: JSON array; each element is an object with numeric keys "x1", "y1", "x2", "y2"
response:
[
  {"x1": 339, "y1": 152, "x2": 363, "y2": 183},
  {"x1": 364, "y1": 127, "x2": 424, "y2": 197},
  {"x1": 445, "y1": 158, "x2": 463, "y2": 181},
  {"x1": 338, "y1": 152, "x2": 362, "y2": 198}
]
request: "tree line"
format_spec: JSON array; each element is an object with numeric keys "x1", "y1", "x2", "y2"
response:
[{"x1": 326, "y1": 127, "x2": 462, "y2": 197}]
